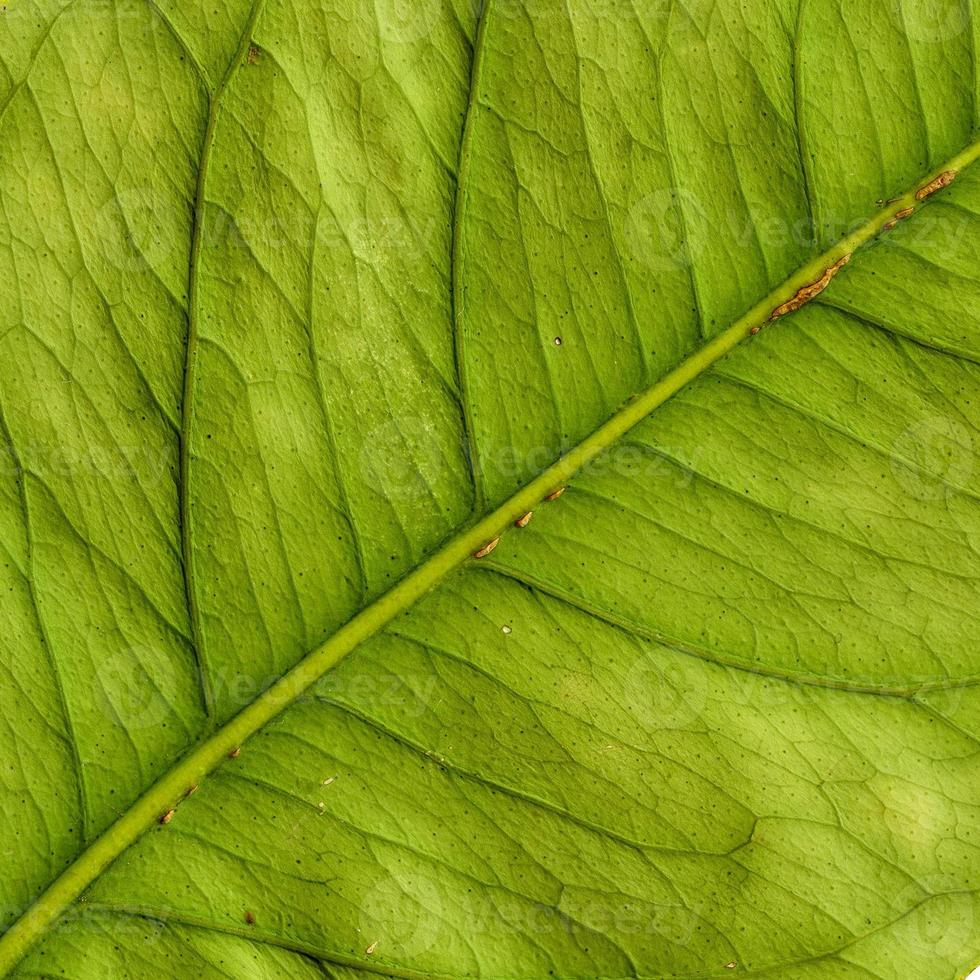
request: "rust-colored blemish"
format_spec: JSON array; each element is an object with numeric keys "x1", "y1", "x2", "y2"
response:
[
  {"x1": 515, "y1": 512, "x2": 533, "y2": 528},
  {"x1": 228, "y1": 747, "x2": 241, "y2": 759},
  {"x1": 245, "y1": 911, "x2": 255, "y2": 925},
  {"x1": 545, "y1": 487, "x2": 566, "y2": 502},
  {"x1": 749, "y1": 325, "x2": 762, "y2": 336},
  {"x1": 247, "y1": 45, "x2": 261, "y2": 65},
  {"x1": 915, "y1": 169, "x2": 957, "y2": 201},
  {"x1": 185, "y1": 785, "x2": 198, "y2": 798},
  {"x1": 769, "y1": 254, "x2": 852, "y2": 321},
  {"x1": 159, "y1": 809, "x2": 175, "y2": 825},
  {"x1": 895, "y1": 206, "x2": 915, "y2": 220},
  {"x1": 881, "y1": 219, "x2": 897, "y2": 233},
  {"x1": 473, "y1": 538, "x2": 499, "y2": 559}
]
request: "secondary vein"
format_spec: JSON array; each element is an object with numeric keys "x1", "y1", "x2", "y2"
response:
[
  {"x1": 180, "y1": 0, "x2": 268, "y2": 726},
  {"x1": 0, "y1": 402, "x2": 88, "y2": 839},
  {"x1": 450, "y1": 0, "x2": 494, "y2": 515}
]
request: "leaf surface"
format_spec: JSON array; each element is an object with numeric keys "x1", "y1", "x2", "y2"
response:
[{"x1": 1, "y1": 1, "x2": 980, "y2": 978}]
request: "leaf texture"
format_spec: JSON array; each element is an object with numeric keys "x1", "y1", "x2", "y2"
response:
[{"x1": 1, "y1": 0, "x2": 980, "y2": 978}]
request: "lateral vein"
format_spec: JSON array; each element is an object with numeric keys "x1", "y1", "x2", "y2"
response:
[{"x1": 180, "y1": 0, "x2": 268, "y2": 726}]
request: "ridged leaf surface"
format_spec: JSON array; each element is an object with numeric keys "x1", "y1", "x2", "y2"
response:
[{"x1": 1, "y1": 1, "x2": 979, "y2": 977}]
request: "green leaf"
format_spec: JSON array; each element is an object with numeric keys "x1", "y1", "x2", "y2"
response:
[{"x1": 1, "y1": 1, "x2": 979, "y2": 977}]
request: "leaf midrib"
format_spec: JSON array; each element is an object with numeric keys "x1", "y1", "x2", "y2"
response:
[{"x1": 3, "y1": 18, "x2": 980, "y2": 974}]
